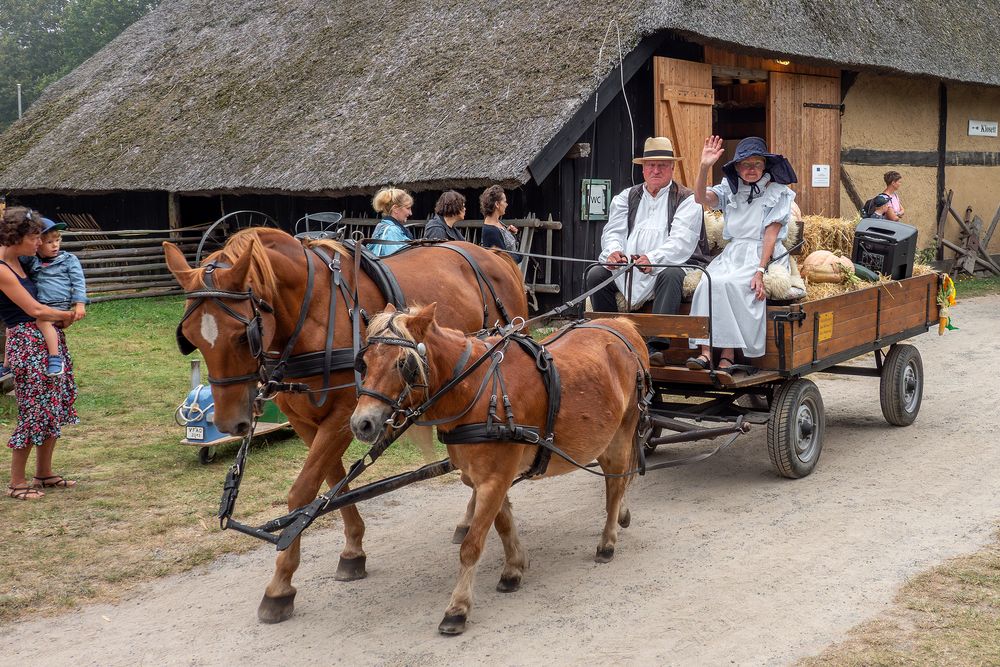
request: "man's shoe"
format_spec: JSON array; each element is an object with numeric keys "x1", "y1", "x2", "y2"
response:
[
  {"x1": 648, "y1": 351, "x2": 667, "y2": 367},
  {"x1": 45, "y1": 355, "x2": 65, "y2": 377},
  {"x1": 0, "y1": 364, "x2": 11, "y2": 380}
]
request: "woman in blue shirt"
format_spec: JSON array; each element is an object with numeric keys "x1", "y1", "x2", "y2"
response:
[{"x1": 367, "y1": 187, "x2": 414, "y2": 257}]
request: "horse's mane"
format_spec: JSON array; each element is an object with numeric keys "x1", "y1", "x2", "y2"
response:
[
  {"x1": 366, "y1": 308, "x2": 429, "y2": 386},
  {"x1": 199, "y1": 228, "x2": 279, "y2": 299},
  {"x1": 304, "y1": 237, "x2": 351, "y2": 259}
]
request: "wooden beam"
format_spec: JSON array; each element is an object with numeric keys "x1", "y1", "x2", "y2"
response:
[
  {"x1": 937, "y1": 82, "x2": 947, "y2": 230},
  {"x1": 936, "y1": 190, "x2": 952, "y2": 261},
  {"x1": 528, "y1": 33, "x2": 667, "y2": 185},
  {"x1": 839, "y1": 165, "x2": 864, "y2": 212}
]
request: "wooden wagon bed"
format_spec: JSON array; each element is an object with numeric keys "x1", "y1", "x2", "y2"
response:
[
  {"x1": 585, "y1": 271, "x2": 941, "y2": 479},
  {"x1": 587, "y1": 271, "x2": 939, "y2": 386}
]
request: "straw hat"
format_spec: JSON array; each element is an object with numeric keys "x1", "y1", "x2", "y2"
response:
[{"x1": 632, "y1": 137, "x2": 683, "y2": 164}]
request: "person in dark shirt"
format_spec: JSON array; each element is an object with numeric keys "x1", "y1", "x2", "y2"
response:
[
  {"x1": 424, "y1": 191, "x2": 467, "y2": 242},
  {"x1": 479, "y1": 185, "x2": 521, "y2": 262},
  {"x1": 0, "y1": 207, "x2": 78, "y2": 500}
]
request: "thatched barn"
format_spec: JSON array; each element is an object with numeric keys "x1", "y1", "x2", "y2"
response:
[{"x1": 2, "y1": 0, "x2": 1000, "y2": 304}]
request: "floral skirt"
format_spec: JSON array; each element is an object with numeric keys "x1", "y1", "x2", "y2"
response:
[{"x1": 5, "y1": 322, "x2": 79, "y2": 450}]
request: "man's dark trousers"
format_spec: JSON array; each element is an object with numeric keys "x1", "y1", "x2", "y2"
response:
[{"x1": 584, "y1": 265, "x2": 686, "y2": 350}]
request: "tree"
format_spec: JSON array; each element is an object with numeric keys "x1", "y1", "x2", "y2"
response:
[{"x1": 0, "y1": 0, "x2": 159, "y2": 131}]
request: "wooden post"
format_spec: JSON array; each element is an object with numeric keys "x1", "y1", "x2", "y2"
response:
[{"x1": 167, "y1": 192, "x2": 181, "y2": 240}]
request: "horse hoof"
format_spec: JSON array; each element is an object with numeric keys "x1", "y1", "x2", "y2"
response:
[
  {"x1": 438, "y1": 613, "x2": 467, "y2": 635},
  {"x1": 496, "y1": 575, "x2": 521, "y2": 593},
  {"x1": 335, "y1": 555, "x2": 368, "y2": 581},
  {"x1": 618, "y1": 508, "x2": 631, "y2": 528},
  {"x1": 257, "y1": 592, "x2": 295, "y2": 624},
  {"x1": 451, "y1": 525, "x2": 469, "y2": 544},
  {"x1": 594, "y1": 546, "x2": 615, "y2": 563}
]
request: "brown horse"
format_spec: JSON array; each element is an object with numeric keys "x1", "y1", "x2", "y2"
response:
[
  {"x1": 350, "y1": 303, "x2": 648, "y2": 634},
  {"x1": 163, "y1": 228, "x2": 527, "y2": 623}
]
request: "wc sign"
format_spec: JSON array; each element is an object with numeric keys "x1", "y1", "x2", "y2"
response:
[
  {"x1": 581, "y1": 179, "x2": 612, "y2": 221},
  {"x1": 968, "y1": 119, "x2": 998, "y2": 137}
]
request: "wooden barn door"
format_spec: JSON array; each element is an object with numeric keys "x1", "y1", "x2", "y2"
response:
[
  {"x1": 653, "y1": 57, "x2": 714, "y2": 187},
  {"x1": 768, "y1": 72, "x2": 841, "y2": 216}
]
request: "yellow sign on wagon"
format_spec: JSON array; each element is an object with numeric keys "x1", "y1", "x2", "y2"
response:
[{"x1": 818, "y1": 312, "x2": 834, "y2": 342}]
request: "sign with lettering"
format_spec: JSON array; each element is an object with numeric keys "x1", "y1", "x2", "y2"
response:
[
  {"x1": 811, "y1": 164, "x2": 831, "y2": 188},
  {"x1": 818, "y1": 312, "x2": 834, "y2": 342},
  {"x1": 581, "y1": 179, "x2": 612, "y2": 221},
  {"x1": 968, "y1": 120, "x2": 998, "y2": 137}
]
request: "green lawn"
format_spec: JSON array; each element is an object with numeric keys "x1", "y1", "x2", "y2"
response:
[
  {"x1": 0, "y1": 296, "x2": 440, "y2": 623},
  {"x1": 954, "y1": 274, "x2": 1000, "y2": 299}
]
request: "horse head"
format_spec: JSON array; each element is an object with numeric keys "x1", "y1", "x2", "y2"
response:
[
  {"x1": 164, "y1": 231, "x2": 280, "y2": 435},
  {"x1": 350, "y1": 302, "x2": 438, "y2": 443}
]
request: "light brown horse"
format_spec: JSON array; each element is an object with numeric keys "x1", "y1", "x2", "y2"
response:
[
  {"x1": 350, "y1": 303, "x2": 648, "y2": 634},
  {"x1": 163, "y1": 228, "x2": 527, "y2": 623}
]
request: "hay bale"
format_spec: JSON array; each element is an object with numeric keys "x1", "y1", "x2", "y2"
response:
[
  {"x1": 803, "y1": 263, "x2": 936, "y2": 301},
  {"x1": 800, "y1": 215, "x2": 857, "y2": 257}
]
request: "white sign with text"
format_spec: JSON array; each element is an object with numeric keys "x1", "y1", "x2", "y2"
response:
[
  {"x1": 968, "y1": 120, "x2": 998, "y2": 137},
  {"x1": 811, "y1": 164, "x2": 831, "y2": 188}
]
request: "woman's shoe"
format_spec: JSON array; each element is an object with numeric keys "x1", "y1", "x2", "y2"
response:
[
  {"x1": 719, "y1": 357, "x2": 741, "y2": 374},
  {"x1": 685, "y1": 354, "x2": 710, "y2": 370},
  {"x1": 31, "y1": 475, "x2": 76, "y2": 489},
  {"x1": 45, "y1": 355, "x2": 65, "y2": 377},
  {"x1": 6, "y1": 484, "x2": 44, "y2": 500}
]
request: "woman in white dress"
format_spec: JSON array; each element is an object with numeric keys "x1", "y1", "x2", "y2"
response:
[{"x1": 687, "y1": 136, "x2": 797, "y2": 371}]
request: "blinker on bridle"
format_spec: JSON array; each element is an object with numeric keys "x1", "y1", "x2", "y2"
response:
[
  {"x1": 176, "y1": 261, "x2": 274, "y2": 386},
  {"x1": 355, "y1": 314, "x2": 430, "y2": 425}
]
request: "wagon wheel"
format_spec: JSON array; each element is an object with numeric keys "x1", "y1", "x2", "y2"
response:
[
  {"x1": 879, "y1": 344, "x2": 923, "y2": 426},
  {"x1": 198, "y1": 446, "x2": 217, "y2": 465},
  {"x1": 767, "y1": 378, "x2": 825, "y2": 479},
  {"x1": 195, "y1": 210, "x2": 279, "y2": 264}
]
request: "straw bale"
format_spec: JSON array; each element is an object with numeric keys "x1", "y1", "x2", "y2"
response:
[
  {"x1": 800, "y1": 215, "x2": 858, "y2": 257},
  {"x1": 803, "y1": 263, "x2": 936, "y2": 301}
]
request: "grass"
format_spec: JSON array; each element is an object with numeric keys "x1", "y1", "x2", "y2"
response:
[
  {"x1": 954, "y1": 274, "x2": 1000, "y2": 299},
  {"x1": 801, "y1": 527, "x2": 1000, "y2": 666},
  {"x1": 0, "y1": 296, "x2": 445, "y2": 624}
]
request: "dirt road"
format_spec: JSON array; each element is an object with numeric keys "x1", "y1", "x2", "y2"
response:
[{"x1": 4, "y1": 295, "x2": 998, "y2": 666}]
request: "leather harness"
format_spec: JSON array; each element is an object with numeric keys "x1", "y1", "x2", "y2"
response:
[
  {"x1": 176, "y1": 239, "x2": 514, "y2": 403},
  {"x1": 357, "y1": 316, "x2": 653, "y2": 480}
]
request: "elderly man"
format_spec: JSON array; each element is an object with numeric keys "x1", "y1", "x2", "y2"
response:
[{"x1": 586, "y1": 136, "x2": 710, "y2": 364}]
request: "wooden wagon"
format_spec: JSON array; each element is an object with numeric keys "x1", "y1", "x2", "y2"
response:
[{"x1": 587, "y1": 271, "x2": 941, "y2": 478}]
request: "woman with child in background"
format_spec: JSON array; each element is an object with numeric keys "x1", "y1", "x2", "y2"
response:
[{"x1": 1, "y1": 207, "x2": 81, "y2": 501}]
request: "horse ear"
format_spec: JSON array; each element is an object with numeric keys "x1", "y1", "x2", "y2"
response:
[
  {"x1": 222, "y1": 236, "x2": 257, "y2": 287},
  {"x1": 163, "y1": 242, "x2": 200, "y2": 290},
  {"x1": 407, "y1": 302, "x2": 438, "y2": 337},
  {"x1": 383, "y1": 303, "x2": 398, "y2": 314}
]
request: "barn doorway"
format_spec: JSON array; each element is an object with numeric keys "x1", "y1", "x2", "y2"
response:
[{"x1": 652, "y1": 51, "x2": 842, "y2": 216}]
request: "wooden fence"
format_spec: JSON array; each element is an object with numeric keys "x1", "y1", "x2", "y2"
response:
[{"x1": 65, "y1": 215, "x2": 562, "y2": 305}]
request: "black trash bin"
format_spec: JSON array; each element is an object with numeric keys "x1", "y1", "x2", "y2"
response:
[{"x1": 852, "y1": 219, "x2": 918, "y2": 279}]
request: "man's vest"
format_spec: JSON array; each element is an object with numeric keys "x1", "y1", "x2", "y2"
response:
[{"x1": 626, "y1": 181, "x2": 712, "y2": 267}]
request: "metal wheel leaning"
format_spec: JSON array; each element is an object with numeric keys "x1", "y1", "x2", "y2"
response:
[
  {"x1": 767, "y1": 378, "x2": 825, "y2": 479},
  {"x1": 880, "y1": 344, "x2": 923, "y2": 426}
]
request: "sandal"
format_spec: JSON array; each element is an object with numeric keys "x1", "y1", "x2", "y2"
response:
[
  {"x1": 719, "y1": 357, "x2": 741, "y2": 374},
  {"x1": 32, "y1": 475, "x2": 76, "y2": 489},
  {"x1": 685, "y1": 354, "x2": 711, "y2": 370},
  {"x1": 7, "y1": 484, "x2": 44, "y2": 500}
]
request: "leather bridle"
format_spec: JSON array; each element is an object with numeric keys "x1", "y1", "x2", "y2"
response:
[{"x1": 176, "y1": 261, "x2": 273, "y2": 387}]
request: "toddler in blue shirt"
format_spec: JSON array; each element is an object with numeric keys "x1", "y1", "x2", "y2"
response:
[{"x1": 23, "y1": 219, "x2": 87, "y2": 375}]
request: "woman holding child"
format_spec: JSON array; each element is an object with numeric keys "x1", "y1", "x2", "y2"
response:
[{"x1": 1, "y1": 207, "x2": 80, "y2": 500}]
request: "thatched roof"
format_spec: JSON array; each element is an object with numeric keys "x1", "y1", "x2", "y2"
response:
[{"x1": 1, "y1": 0, "x2": 998, "y2": 196}]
